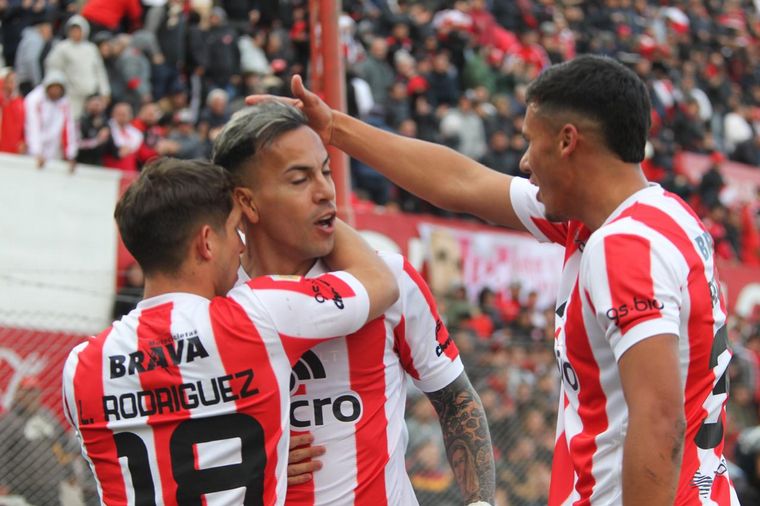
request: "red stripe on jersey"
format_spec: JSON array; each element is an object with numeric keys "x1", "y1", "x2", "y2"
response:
[
  {"x1": 73, "y1": 328, "x2": 129, "y2": 504},
  {"x1": 136, "y1": 302, "x2": 188, "y2": 505},
  {"x1": 347, "y1": 317, "x2": 389, "y2": 505},
  {"x1": 393, "y1": 315, "x2": 420, "y2": 380},
  {"x1": 565, "y1": 283, "x2": 608, "y2": 504},
  {"x1": 549, "y1": 430, "x2": 575, "y2": 505},
  {"x1": 710, "y1": 471, "x2": 731, "y2": 504},
  {"x1": 211, "y1": 297, "x2": 284, "y2": 506},
  {"x1": 280, "y1": 334, "x2": 331, "y2": 366},
  {"x1": 402, "y1": 260, "x2": 458, "y2": 361},
  {"x1": 603, "y1": 234, "x2": 662, "y2": 334},
  {"x1": 530, "y1": 216, "x2": 569, "y2": 245},
  {"x1": 247, "y1": 273, "x2": 356, "y2": 300},
  {"x1": 617, "y1": 201, "x2": 721, "y2": 503},
  {"x1": 565, "y1": 222, "x2": 591, "y2": 265}
]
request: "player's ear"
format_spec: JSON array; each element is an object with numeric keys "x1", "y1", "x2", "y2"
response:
[
  {"x1": 234, "y1": 187, "x2": 259, "y2": 223},
  {"x1": 195, "y1": 224, "x2": 214, "y2": 262},
  {"x1": 559, "y1": 123, "x2": 579, "y2": 156}
]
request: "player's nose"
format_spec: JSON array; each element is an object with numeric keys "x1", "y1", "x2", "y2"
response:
[{"x1": 519, "y1": 150, "x2": 531, "y2": 175}]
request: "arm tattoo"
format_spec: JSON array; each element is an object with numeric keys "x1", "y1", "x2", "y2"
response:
[{"x1": 426, "y1": 372, "x2": 495, "y2": 504}]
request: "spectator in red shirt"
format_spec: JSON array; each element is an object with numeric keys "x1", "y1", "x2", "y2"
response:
[
  {"x1": 0, "y1": 70, "x2": 26, "y2": 154},
  {"x1": 132, "y1": 101, "x2": 177, "y2": 167},
  {"x1": 81, "y1": 0, "x2": 142, "y2": 36},
  {"x1": 103, "y1": 102, "x2": 142, "y2": 172}
]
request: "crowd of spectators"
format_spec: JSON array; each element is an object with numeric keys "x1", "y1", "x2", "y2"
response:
[{"x1": 2, "y1": 1, "x2": 760, "y2": 505}]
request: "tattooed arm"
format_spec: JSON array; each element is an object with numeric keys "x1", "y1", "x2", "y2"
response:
[{"x1": 426, "y1": 371, "x2": 495, "y2": 505}]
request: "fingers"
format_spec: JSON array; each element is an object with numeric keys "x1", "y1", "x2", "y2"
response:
[
  {"x1": 291, "y1": 74, "x2": 307, "y2": 100},
  {"x1": 289, "y1": 444, "x2": 326, "y2": 464},
  {"x1": 287, "y1": 458, "x2": 323, "y2": 485},
  {"x1": 287, "y1": 470, "x2": 317, "y2": 486},
  {"x1": 244, "y1": 94, "x2": 301, "y2": 107},
  {"x1": 287, "y1": 455, "x2": 324, "y2": 477},
  {"x1": 289, "y1": 432, "x2": 314, "y2": 451}
]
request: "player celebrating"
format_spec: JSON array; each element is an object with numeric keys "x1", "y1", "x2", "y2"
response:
[
  {"x1": 212, "y1": 102, "x2": 495, "y2": 506},
  {"x1": 61, "y1": 158, "x2": 398, "y2": 505},
  {"x1": 250, "y1": 55, "x2": 739, "y2": 504}
]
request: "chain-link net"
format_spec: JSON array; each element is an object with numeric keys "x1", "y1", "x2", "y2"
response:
[
  {"x1": 0, "y1": 280, "x2": 560, "y2": 506},
  {"x1": 0, "y1": 277, "x2": 142, "y2": 506},
  {"x1": 405, "y1": 327, "x2": 559, "y2": 506}
]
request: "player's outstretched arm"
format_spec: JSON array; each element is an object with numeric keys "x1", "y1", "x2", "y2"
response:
[
  {"x1": 246, "y1": 76, "x2": 526, "y2": 230},
  {"x1": 426, "y1": 371, "x2": 495, "y2": 505},
  {"x1": 324, "y1": 219, "x2": 399, "y2": 321},
  {"x1": 619, "y1": 334, "x2": 685, "y2": 505}
]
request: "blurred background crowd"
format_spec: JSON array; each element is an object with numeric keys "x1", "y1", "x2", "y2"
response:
[{"x1": 2, "y1": 1, "x2": 760, "y2": 505}]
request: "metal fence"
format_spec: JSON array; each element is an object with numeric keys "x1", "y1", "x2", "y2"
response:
[{"x1": 0, "y1": 299, "x2": 560, "y2": 506}]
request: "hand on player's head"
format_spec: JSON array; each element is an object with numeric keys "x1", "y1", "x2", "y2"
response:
[{"x1": 245, "y1": 75, "x2": 335, "y2": 146}]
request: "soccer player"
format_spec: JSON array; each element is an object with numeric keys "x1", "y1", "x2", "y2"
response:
[
  {"x1": 249, "y1": 55, "x2": 740, "y2": 504},
  {"x1": 212, "y1": 102, "x2": 495, "y2": 506},
  {"x1": 61, "y1": 158, "x2": 399, "y2": 505}
]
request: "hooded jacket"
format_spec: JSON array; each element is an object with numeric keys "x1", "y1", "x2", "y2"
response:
[
  {"x1": 44, "y1": 15, "x2": 110, "y2": 99},
  {"x1": 24, "y1": 70, "x2": 78, "y2": 161}
]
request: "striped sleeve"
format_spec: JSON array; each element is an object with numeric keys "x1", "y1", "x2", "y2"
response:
[
  {"x1": 581, "y1": 222, "x2": 683, "y2": 361},
  {"x1": 228, "y1": 270, "x2": 370, "y2": 340},
  {"x1": 61, "y1": 341, "x2": 89, "y2": 430},
  {"x1": 509, "y1": 176, "x2": 569, "y2": 245},
  {"x1": 390, "y1": 253, "x2": 463, "y2": 392}
]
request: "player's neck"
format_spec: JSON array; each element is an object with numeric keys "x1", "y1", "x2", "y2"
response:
[
  {"x1": 576, "y1": 162, "x2": 648, "y2": 231},
  {"x1": 242, "y1": 243, "x2": 317, "y2": 279},
  {"x1": 142, "y1": 274, "x2": 216, "y2": 301}
]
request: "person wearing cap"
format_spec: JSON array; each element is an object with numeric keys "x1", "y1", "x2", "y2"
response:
[
  {"x1": 23, "y1": 69, "x2": 78, "y2": 170},
  {"x1": 14, "y1": 10, "x2": 54, "y2": 95},
  {"x1": 45, "y1": 14, "x2": 110, "y2": 119}
]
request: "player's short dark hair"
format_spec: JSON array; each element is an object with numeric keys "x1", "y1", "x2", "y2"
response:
[
  {"x1": 114, "y1": 158, "x2": 235, "y2": 276},
  {"x1": 525, "y1": 54, "x2": 651, "y2": 163},
  {"x1": 211, "y1": 101, "x2": 307, "y2": 179}
]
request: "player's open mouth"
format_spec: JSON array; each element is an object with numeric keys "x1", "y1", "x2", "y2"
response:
[{"x1": 316, "y1": 213, "x2": 336, "y2": 231}]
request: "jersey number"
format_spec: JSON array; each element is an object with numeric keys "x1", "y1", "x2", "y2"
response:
[
  {"x1": 114, "y1": 413, "x2": 266, "y2": 505},
  {"x1": 694, "y1": 325, "x2": 729, "y2": 450}
]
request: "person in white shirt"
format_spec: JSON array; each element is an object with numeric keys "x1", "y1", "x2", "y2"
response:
[
  {"x1": 24, "y1": 70, "x2": 78, "y2": 170},
  {"x1": 248, "y1": 55, "x2": 739, "y2": 505},
  {"x1": 212, "y1": 102, "x2": 494, "y2": 506}
]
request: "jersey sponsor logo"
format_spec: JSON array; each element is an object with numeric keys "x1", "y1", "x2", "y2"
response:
[
  {"x1": 99, "y1": 368, "x2": 259, "y2": 422},
  {"x1": 289, "y1": 351, "x2": 363, "y2": 428},
  {"x1": 109, "y1": 335, "x2": 209, "y2": 378},
  {"x1": 310, "y1": 279, "x2": 345, "y2": 309},
  {"x1": 434, "y1": 318, "x2": 453, "y2": 357},
  {"x1": 689, "y1": 460, "x2": 727, "y2": 498},
  {"x1": 604, "y1": 296, "x2": 664, "y2": 325}
]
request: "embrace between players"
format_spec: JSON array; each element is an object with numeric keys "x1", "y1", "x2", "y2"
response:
[{"x1": 64, "y1": 55, "x2": 739, "y2": 505}]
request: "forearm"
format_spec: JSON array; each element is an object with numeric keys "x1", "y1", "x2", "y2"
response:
[
  {"x1": 324, "y1": 219, "x2": 398, "y2": 320},
  {"x1": 622, "y1": 413, "x2": 684, "y2": 505},
  {"x1": 331, "y1": 111, "x2": 485, "y2": 213},
  {"x1": 426, "y1": 372, "x2": 495, "y2": 504}
]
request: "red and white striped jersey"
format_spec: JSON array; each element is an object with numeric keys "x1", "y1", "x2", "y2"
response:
[
  {"x1": 510, "y1": 177, "x2": 739, "y2": 505},
  {"x1": 237, "y1": 252, "x2": 463, "y2": 506},
  {"x1": 61, "y1": 271, "x2": 371, "y2": 506}
]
